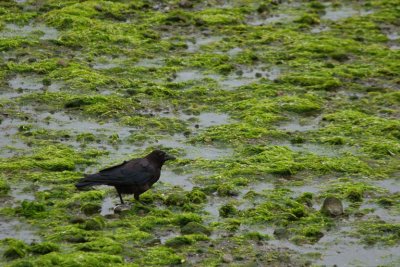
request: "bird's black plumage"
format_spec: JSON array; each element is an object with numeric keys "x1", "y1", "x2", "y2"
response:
[{"x1": 75, "y1": 150, "x2": 175, "y2": 204}]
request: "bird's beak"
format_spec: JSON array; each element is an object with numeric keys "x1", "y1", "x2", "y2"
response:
[{"x1": 165, "y1": 154, "x2": 176, "y2": 161}]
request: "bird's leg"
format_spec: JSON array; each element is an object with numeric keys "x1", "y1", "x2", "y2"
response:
[
  {"x1": 134, "y1": 194, "x2": 145, "y2": 205},
  {"x1": 118, "y1": 192, "x2": 125, "y2": 205}
]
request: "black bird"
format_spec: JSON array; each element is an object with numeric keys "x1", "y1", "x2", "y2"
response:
[{"x1": 75, "y1": 150, "x2": 175, "y2": 204}]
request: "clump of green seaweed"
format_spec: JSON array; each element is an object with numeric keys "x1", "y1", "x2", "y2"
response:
[{"x1": 0, "y1": 0, "x2": 399, "y2": 266}]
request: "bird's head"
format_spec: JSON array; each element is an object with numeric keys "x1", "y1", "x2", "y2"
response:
[{"x1": 147, "y1": 150, "x2": 176, "y2": 163}]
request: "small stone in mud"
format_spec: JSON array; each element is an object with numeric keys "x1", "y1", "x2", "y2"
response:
[
  {"x1": 114, "y1": 203, "x2": 132, "y2": 214},
  {"x1": 179, "y1": 0, "x2": 193, "y2": 8},
  {"x1": 320, "y1": 196, "x2": 343, "y2": 217},
  {"x1": 113, "y1": 204, "x2": 130, "y2": 213},
  {"x1": 222, "y1": 253, "x2": 234, "y2": 263}
]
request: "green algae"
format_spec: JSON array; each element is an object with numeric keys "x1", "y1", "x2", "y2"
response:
[
  {"x1": 0, "y1": 145, "x2": 104, "y2": 173},
  {"x1": 138, "y1": 247, "x2": 183, "y2": 265},
  {"x1": 14, "y1": 251, "x2": 124, "y2": 267},
  {"x1": 3, "y1": 239, "x2": 29, "y2": 260},
  {"x1": 1, "y1": 0, "x2": 399, "y2": 266},
  {"x1": 30, "y1": 242, "x2": 59, "y2": 255},
  {"x1": 357, "y1": 220, "x2": 400, "y2": 246},
  {"x1": 0, "y1": 175, "x2": 10, "y2": 196}
]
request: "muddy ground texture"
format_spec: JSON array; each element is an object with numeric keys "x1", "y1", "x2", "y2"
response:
[{"x1": 0, "y1": 0, "x2": 399, "y2": 266}]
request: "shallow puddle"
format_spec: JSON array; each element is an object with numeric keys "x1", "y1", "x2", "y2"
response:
[
  {"x1": 248, "y1": 14, "x2": 293, "y2": 26},
  {"x1": 100, "y1": 196, "x2": 115, "y2": 216},
  {"x1": 315, "y1": 230, "x2": 400, "y2": 266},
  {"x1": 0, "y1": 117, "x2": 30, "y2": 157},
  {"x1": 203, "y1": 197, "x2": 224, "y2": 220},
  {"x1": 32, "y1": 111, "x2": 135, "y2": 139},
  {"x1": 239, "y1": 66, "x2": 281, "y2": 81},
  {"x1": 311, "y1": 26, "x2": 330, "y2": 34},
  {"x1": 276, "y1": 141, "x2": 358, "y2": 157},
  {"x1": 136, "y1": 58, "x2": 164, "y2": 67},
  {"x1": 45, "y1": 82, "x2": 64, "y2": 92},
  {"x1": 322, "y1": 6, "x2": 373, "y2": 21},
  {"x1": 196, "y1": 112, "x2": 230, "y2": 128},
  {"x1": 155, "y1": 137, "x2": 233, "y2": 160},
  {"x1": 373, "y1": 178, "x2": 400, "y2": 194},
  {"x1": 219, "y1": 66, "x2": 280, "y2": 90},
  {"x1": 8, "y1": 74, "x2": 44, "y2": 90},
  {"x1": 92, "y1": 56, "x2": 126, "y2": 70},
  {"x1": 227, "y1": 47, "x2": 242, "y2": 56},
  {"x1": 92, "y1": 62, "x2": 118, "y2": 70},
  {"x1": 186, "y1": 36, "x2": 223, "y2": 53},
  {"x1": 360, "y1": 202, "x2": 400, "y2": 223},
  {"x1": 156, "y1": 111, "x2": 230, "y2": 130},
  {"x1": 337, "y1": 90, "x2": 366, "y2": 99},
  {"x1": 174, "y1": 70, "x2": 205, "y2": 82},
  {"x1": 173, "y1": 66, "x2": 279, "y2": 89},
  {"x1": 266, "y1": 225, "x2": 400, "y2": 266},
  {"x1": 10, "y1": 185, "x2": 36, "y2": 203},
  {"x1": 284, "y1": 183, "x2": 320, "y2": 197},
  {"x1": 0, "y1": 219, "x2": 40, "y2": 243},
  {"x1": 240, "y1": 181, "x2": 274, "y2": 196},
  {"x1": 390, "y1": 45, "x2": 400, "y2": 50},
  {"x1": 160, "y1": 169, "x2": 194, "y2": 190},
  {"x1": 219, "y1": 77, "x2": 254, "y2": 89},
  {"x1": 277, "y1": 116, "x2": 321, "y2": 132},
  {"x1": 0, "y1": 23, "x2": 59, "y2": 40},
  {"x1": 387, "y1": 32, "x2": 399, "y2": 41}
]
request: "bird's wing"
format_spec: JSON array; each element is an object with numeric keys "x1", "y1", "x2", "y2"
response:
[
  {"x1": 99, "y1": 160, "x2": 129, "y2": 173},
  {"x1": 81, "y1": 158, "x2": 156, "y2": 186}
]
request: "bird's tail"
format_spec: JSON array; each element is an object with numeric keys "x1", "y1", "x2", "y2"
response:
[{"x1": 75, "y1": 181, "x2": 100, "y2": 188}]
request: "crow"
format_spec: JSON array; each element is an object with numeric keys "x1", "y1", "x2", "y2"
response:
[{"x1": 75, "y1": 150, "x2": 175, "y2": 204}]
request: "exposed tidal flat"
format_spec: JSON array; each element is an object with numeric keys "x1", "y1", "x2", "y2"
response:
[{"x1": 0, "y1": 0, "x2": 399, "y2": 266}]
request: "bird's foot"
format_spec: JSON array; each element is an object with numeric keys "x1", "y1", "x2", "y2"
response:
[{"x1": 114, "y1": 203, "x2": 132, "y2": 214}]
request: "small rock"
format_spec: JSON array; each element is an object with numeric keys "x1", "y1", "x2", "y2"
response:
[
  {"x1": 222, "y1": 253, "x2": 233, "y2": 263},
  {"x1": 114, "y1": 204, "x2": 131, "y2": 215},
  {"x1": 179, "y1": 0, "x2": 193, "y2": 8},
  {"x1": 321, "y1": 196, "x2": 343, "y2": 217},
  {"x1": 94, "y1": 4, "x2": 103, "y2": 11}
]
